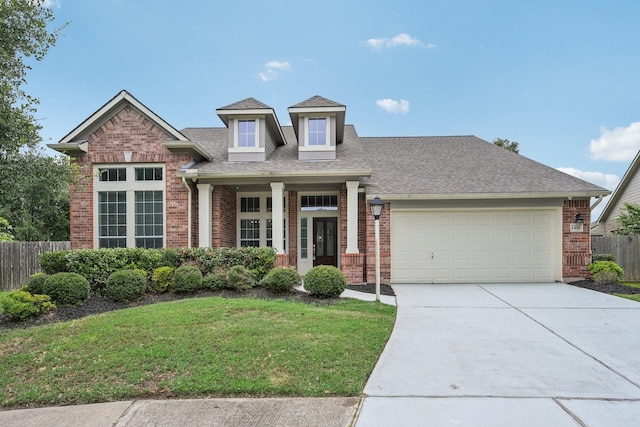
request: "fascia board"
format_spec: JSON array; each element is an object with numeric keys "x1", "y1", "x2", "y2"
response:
[
  {"x1": 162, "y1": 141, "x2": 213, "y2": 162},
  {"x1": 287, "y1": 106, "x2": 346, "y2": 114},
  {"x1": 177, "y1": 169, "x2": 372, "y2": 180},
  {"x1": 365, "y1": 191, "x2": 612, "y2": 201}
]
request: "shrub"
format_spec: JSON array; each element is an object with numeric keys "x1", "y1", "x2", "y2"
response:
[
  {"x1": 226, "y1": 265, "x2": 255, "y2": 291},
  {"x1": 261, "y1": 267, "x2": 301, "y2": 293},
  {"x1": 25, "y1": 273, "x2": 49, "y2": 295},
  {"x1": 105, "y1": 270, "x2": 147, "y2": 303},
  {"x1": 177, "y1": 247, "x2": 276, "y2": 280},
  {"x1": 174, "y1": 265, "x2": 203, "y2": 293},
  {"x1": 592, "y1": 253, "x2": 615, "y2": 263},
  {"x1": 203, "y1": 271, "x2": 226, "y2": 290},
  {"x1": 588, "y1": 261, "x2": 624, "y2": 283},
  {"x1": 593, "y1": 271, "x2": 619, "y2": 286},
  {"x1": 151, "y1": 266, "x2": 174, "y2": 293},
  {"x1": 2, "y1": 291, "x2": 56, "y2": 320},
  {"x1": 44, "y1": 273, "x2": 91, "y2": 306},
  {"x1": 303, "y1": 265, "x2": 347, "y2": 298},
  {"x1": 39, "y1": 250, "x2": 69, "y2": 274}
]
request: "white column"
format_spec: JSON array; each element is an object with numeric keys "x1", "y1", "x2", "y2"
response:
[
  {"x1": 270, "y1": 182, "x2": 285, "y2": 254},
  {"x1": 346, "y1": 181, "x2": 359, "y2": 254},
  {"x1": 197, "y1": 183, "x2": 213, "y2": 247}
]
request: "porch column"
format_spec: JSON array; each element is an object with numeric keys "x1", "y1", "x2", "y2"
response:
[
  {"x1": 270, "y1": 182, "x2": 285, "y2": 254},
  {"x1": 197, "y1": 183, "x2": 213, "y2": 247},
  {"x1": 346, "y1": 181, "x2": 359, "y2": 254}
]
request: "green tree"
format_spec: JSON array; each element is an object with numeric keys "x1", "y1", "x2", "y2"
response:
[
  {"x1": 0, "y1": 217, "x2": 15, "y2": 241},
  {"x1": 0, "y1": 0, "x2": 68, "y2": 241},
  {"x1": 493, "y1": 138, "x2": 520, "y2": 154},
  {"x1": 617, "y1": 202, "x2": 640, "y2": 236}
]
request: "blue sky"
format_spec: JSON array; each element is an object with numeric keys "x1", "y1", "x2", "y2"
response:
[{"x1": 31, "y1": 0, "x2": 640, "y2": 218}]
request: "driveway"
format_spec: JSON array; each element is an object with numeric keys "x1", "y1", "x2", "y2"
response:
[{"x1": 356, "y1": 283, "x2": 640, "y2": 426}]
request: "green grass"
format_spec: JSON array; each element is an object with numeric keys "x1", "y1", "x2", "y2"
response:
[
  {"x1": 0, "y1": 296, "x2": 395, "y2": 408},
  {"x1": 615, "y1": 282, "x2": 640, "y2": 302}
]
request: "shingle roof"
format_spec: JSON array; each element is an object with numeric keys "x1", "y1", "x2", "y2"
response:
[
  {"x1": 180, "y1": 125, "x2": 371, "y2": 178},
  {"x1": 289, "y1": 95, "x2": 345, "y2": 109},
  {"x1": 361, "y1": 136, "x2": 609, "y2": 197},
  {"x1": 217, "y1": 97, "x2": 272, "y2": 110}
]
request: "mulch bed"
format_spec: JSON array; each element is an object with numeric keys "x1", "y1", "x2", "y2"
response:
[
  {"x1": 1, "y1": 283, "x2": 395, "y2": 329},
  {"x1": 566, "y1": 279, "x2": 640, "y2": 295}
]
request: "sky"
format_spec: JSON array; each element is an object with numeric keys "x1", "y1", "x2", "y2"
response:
[{"x1": 28, "y1": 0, "x2": 640, "y2": 219}]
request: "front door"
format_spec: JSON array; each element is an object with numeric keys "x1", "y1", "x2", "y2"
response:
[{"x1": 313, "y1": 218, "x2": 337, "y2": 267}]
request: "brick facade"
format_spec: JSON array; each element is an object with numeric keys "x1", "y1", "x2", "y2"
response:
[
  {"x1": 562, "y1": 199, "x2": 592, "y2": 280},
  {"x1": 365, "y1": 201, "x2": 391, "y2": 284},
  {"x1": 69, "y1": 105, "x2": 192, "y2": 249},
  {"x1": 211, "y1": 185, "x2": 236, "y2": 247}
]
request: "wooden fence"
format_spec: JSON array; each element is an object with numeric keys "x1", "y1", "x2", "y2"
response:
[
  {"x1": 0, "y1": 241, "x2": 70, "y2": 291},
  {"x1": 592, "y1": 235, "x2": 640, "y2": 281}
]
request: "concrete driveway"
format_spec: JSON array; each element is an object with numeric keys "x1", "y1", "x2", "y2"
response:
[{"x1": 356, "y1": 283, "x2": 640, "y2": 426}]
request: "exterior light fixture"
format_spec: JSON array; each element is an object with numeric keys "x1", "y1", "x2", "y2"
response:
[
  {"x1": 370, "y1": 196, "x2": 384, "y2": 301},
  {"x1": 575, "y1": 213, "x2": 584, "y2": 224}
]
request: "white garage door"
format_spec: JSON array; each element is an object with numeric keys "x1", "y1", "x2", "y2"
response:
[{"x1": 391, "y1": 209, "x2": 557, "y2": 283}]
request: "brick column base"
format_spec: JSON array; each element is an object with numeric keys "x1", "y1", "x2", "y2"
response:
[
  {"x1": 275, "y1": 254, "x2": 290, "y2": 268},
  {"x1": 341, "y1": 253, "x2": 365, "y2": 284}
]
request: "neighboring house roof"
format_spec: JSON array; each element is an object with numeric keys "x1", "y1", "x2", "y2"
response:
[
  {"x1": 595, "y1": 149, "x2": 640, "y2": 224},
  {"x1": 179, "y1": 125, "x2": 371, "y2": 182},
  {"x1": 361, "y1": 136, "x2": 610, "y2": 199}
]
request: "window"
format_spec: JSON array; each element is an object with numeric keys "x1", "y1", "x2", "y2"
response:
[
  {"x1": 267, "y1": 219, "x2": 286, "y2": 250},
  {"x1": 308, "y1": 118, "x2": 326, "y2": 146},
  {"x1": 95, "y1": 164, "x2": 165, "y2": 249},
  {"x1": 98, "y1": 191, "x2": 127, "y2": 248},
  {"x1": 300, "y1": 218, "x2": 308, "y2": 259},
  {"x1": 241, "y1": 197, "x2": 260, "y2": 213},
  {"x1": 135, "y1": 191, "x2": 163, "y2": 248},
  {"x1": 238, "y1": 120, "x2": 256, "y2": 148},
  {"x1": 240, "y1": 219, "x2": 260, "y2": 247},
  {"x1": 301, "y1": 195, "x2": 338, "y2": 211}
]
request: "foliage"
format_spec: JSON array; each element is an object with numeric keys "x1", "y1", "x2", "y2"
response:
[
  {"x1": 173, "y1": 265, "x2": 203, "y2": 293},
  {"x1": 592, "y1": 253, "x2": 615, "y2": 263},
  {"x1": 177, "y1": 247, "x2": 276, "y2": 280},
  {"x1": 25, "y1": 272, "x2": 49, "y2": 295},
  {"x1": 202, "y1": 271, "x2": 226, "y2": 290},
  {"x1": 44, "y1": 272, "x2": 90, "y2": 306},
  {"x1": 105, "y1": 270, "x2": 147, "y2": 303},
  {"x1": 492, "y1": 138, "x2": 520, "y2": 154},
  {"x1": 0, "y1": 1, "x2": 68, "y2": 241},
  {"x1": 303, "y1": 265, "x2": 347, "y2": 298},
  {"x1": 0, "y1": 217, "x2": 14, "y2": 241},
  {"x1": 588, "y1": 261, "x2": 624, "y2": 283},
  {"x1": 1, "y1": 290, "x2": 55, "y2": 320},
  {"x1": 616, "y1": 202, "x2": 640, "y2": 236},
  {"x1": 39, "y1": 250, "x2": 70, "y2": 274},
  {"x1": 225, "y1": 265, "x2": 255, "y2": 291},
  {"x1": 150, "y1": 266, "x2": 174, "y2": 293},
  {"x1": 260, "y1": 267, "x2": 301, "y2": 293},
  {"x1": 593, "y1": 271, "x2": 619, "y2": 286}
]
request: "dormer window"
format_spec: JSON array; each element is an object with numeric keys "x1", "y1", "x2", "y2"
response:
[
  {"x1": 238, "y1": 120, "x2": 257, "y2": 148},
  {"x1": 308, "y1": 118, "x2": 327, "y2": 146}
]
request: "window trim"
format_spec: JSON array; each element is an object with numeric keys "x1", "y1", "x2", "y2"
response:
[
  {"x1": 301, "y1": 115, "x2": 331, "y2": 149},
  {"x1": 94, "y1": 164, "x2": 166, "y2": 248},
  {"x1": 230, "y1": 116, "x2": 263, "y2": 152}
]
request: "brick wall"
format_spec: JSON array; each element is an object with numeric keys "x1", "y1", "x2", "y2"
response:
[
  {"x1": 562, "y1": 199, "x2": 592, "y2": 280},
  {"x1": 69, "y1": 105, "x2": 191, "y2": 249},
  {"x1": 365, "y1": 201, "x2": 391, "y2": 284},
  {"x1": 212, "y1": 185, "x2": 236, "y2": 248}
]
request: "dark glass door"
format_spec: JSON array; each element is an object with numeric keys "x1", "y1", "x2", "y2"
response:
[{"x1": 313, "y1": 218, "x2": 337, "y2": 267}]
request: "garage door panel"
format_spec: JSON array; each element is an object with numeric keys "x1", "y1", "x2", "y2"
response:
[{"x1": 391, "y1": 209, "x2": 557, "y2": 283}]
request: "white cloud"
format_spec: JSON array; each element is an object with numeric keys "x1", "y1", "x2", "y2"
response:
[
  {"x1": 365, "y1": 33, "x2": 434, "y2": 50},
  {"x1": 258, "y1": 60, "x2": 292, "y2": 82},
  {"x1": 589, "y1": 122, "x2": 640, "y2": 162},
  {"x1": 376, "y1": 98, "x2": 410, "y2": 114},
  {"x1": 556, "y1": 167, "x2": 620, "y2": 190},
  {"x1": 43, "y1": 0, "x2": 61, "y2": 8}
]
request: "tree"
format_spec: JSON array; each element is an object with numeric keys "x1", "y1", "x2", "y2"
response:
[
  {"x1": 617, "y1": 203, "x2": 640, "y2": 236},
  {"x1": 0, "y1": 217, "x2": 15, "y2": 241},
  {"x1": 0, "y1": 1, "x2": 68, "y2": 240},
  {"x1": 493, "y1": 138, "x2": 520, "y2": 154}
]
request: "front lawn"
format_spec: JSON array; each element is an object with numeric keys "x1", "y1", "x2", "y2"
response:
[{"x1": 0, "y1": 296, "x2": 395, "y2": 409}]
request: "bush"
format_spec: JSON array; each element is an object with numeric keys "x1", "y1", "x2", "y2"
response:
[
  {"x1": 25, "y1": 273, "x2": 49, "y2": 295},
  {"x1": 226, "y1": 265, "x2": 255, "y2": 291},
  {"x1": 105, "y1": 270, "x2": 147, "y2": 303},
  {"x1": 588, "y1": 261, "x2": 624, "y2": 283},
  {"x1": 303, "y1": 265, "x2": 347, "y2": 298},
  {"x1": 177, "y1": 247, "x2": 276, "y2": 280},
  {"x1": 174, "y1": 265, "x2": 203, "y2": 293},
  {"x1": 44, "y1": 273, "x2": 91, "y2": 306},
  {"x1": 2, "y1": 291, "x2": 56, "y2": 320},
  {"x1": 260, "y1": 267, "x2": 301, "y2": 293},
  {"x1": 151, "y1": 266, "x2": 174, "y2": 293},
  {"x1": 203, "y1": 271, "x2": 226, "y2": 290},
  {"x1": 592, "y1": 253, "x2": 615, "y2": 263},
  {"x1": 593, "y1": 271, "x2": 619, "y2": 286},
  {"x1": 39, "y1": 250, "x2": 69, "y2": 274}
]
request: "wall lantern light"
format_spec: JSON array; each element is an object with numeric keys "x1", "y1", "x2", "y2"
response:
[{"x1": 575, "y1": 213, "x2": 584, "y2": 224}]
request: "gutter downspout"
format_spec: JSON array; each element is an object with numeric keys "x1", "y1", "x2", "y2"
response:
[
  {"x1": 591, "y1": 195, "x2": 604, "y2": 212},
  {"x1": 182, "y1": 177, "x2": 192, "y2": 248}
]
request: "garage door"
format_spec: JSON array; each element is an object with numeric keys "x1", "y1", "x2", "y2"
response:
[{"x1": 391, "y1": 209, "x2": 557, "y2": 283}]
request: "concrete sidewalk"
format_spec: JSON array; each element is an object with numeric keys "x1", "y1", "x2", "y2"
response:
[{"x1": 356, "y1": 283, "x2": 640, "y2": 426}]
